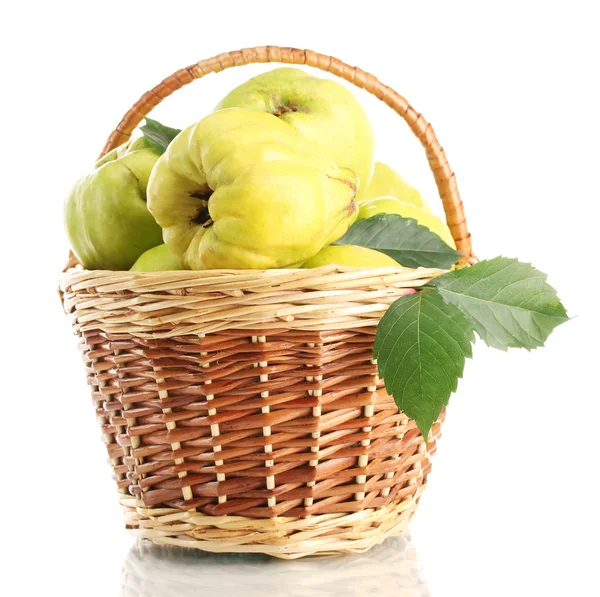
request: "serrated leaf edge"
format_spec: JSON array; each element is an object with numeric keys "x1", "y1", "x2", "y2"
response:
[{"x1": 374, "y1": 290, "x2": 474, "y2": 440}]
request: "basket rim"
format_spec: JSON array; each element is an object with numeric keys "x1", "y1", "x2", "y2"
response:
[
  {"x1": 59, "y1": 263, "x2": 445, "y2": 337},
  {"x1": 59, "y1": 263, "x2": 445, "y2": 294}
]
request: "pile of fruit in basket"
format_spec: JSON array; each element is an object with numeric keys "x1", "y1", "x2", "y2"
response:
[
  {"x1": 64, "y1": 68, "x2": 456, "y2": 273},
  {"x1": 63, "y1": 67, "x2": 568, "y2": 438}
]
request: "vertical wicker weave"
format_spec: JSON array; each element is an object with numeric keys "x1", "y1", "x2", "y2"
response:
[{"x1": 60, "y1": 46, "x2": 474, "y2": 559}]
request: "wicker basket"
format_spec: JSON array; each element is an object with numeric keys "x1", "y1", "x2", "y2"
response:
[{"x1": 60, "y1": 46, "x2": 474, "y2": 559}]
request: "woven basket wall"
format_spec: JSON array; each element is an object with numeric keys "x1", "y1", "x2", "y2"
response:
[{"x1": 60, "y1": 46, "x2": 474, "y2": 559}]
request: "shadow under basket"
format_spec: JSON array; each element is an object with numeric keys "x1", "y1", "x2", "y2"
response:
[{"x1": 59, "y1": 46, "x2": 475, "y2": 559}]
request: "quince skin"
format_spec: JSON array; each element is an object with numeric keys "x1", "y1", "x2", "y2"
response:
[
  {"x1": 303, "y1": 245, "x2": 399, "y2": 268},
  {"x1": 94, "y1": 136, "x2": 152, "y2": 167},
  {"x1": 64, "y1": 139, "x2": 163, "y2": 270},
  {"x1": 147, "y1": 108, "x2": 358, "y2": 270},
  {"x1": 130, "y1": 244, "x2": 182, "y2": 272},
  {"x1": 361, "y1": 162, "x2": 431, "y2": 212},
  {"x1": 215, "y1": 68, "x2": 374, "y2": 200}
]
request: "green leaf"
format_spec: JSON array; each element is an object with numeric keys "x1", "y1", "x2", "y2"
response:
[
  {"x1": 140, "y1": 118, "x2": 182, "y2": 154},
  {"x1": 333, "y1": 213, "x2": 462, "y2": 269},
  {"x1": 374, "y1": 289, "x2": 474, "y2": 439},
  {"x1": 429, "y1": 257, "x2": 569, "y2": 350}
]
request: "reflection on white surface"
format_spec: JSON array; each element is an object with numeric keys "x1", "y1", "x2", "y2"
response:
[{"x1": 121, "y1": 536, "x2": 430, "y2": 597}]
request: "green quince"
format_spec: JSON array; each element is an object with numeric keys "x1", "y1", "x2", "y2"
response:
[
  {"x1": 360, "y1": 162, "x2": 431, "y2": 212},
  {"x1": 147, "y1": 108, "x2": 358, "y2": 270},
  {"x1": 64, "y1": 138, "x2": 163, "y2": 270},
  {"x1": 130, "y1": 244, "x2": 182, "y2": 272},
  {"x1": 215, "y1": 68, "x2": 374, "y2": 200},
  {"x1": 302, "y1": 245, "x2": 399, "y2": 268},
  {"x1": 94, "y1": 136, "x2": 152, "y2": 167}
]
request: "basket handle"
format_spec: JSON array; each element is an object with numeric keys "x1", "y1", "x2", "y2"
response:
[{"x1": 100, "y1": 46, "x2": 474, "y2": 261}]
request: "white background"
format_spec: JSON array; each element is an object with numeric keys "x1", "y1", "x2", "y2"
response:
[{"x1": 2, "y1": 1, "x2": 598, "y2": 596}]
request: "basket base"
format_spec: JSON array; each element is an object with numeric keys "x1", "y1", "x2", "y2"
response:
[{"x1": 120, "y1": 487, "x2": 423, "y2": 559}]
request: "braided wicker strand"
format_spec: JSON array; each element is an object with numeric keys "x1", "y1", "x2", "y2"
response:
[{"x1": 100, "y1": 46, "x2": 473, "y2": 261}]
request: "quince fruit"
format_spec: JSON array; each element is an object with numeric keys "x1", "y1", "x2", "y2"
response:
[
  {"x1": 215, "y1": 68, "x2": 374, "y2": 200},
  {"x1": 130, "y1": 244, "x2": 182, "y2": 272},
  {"x1": 358, "y1": 196, "x2": 455, "y2": 248},
  {"x1": 302, "y1": 245, "x2": 399, "y2": 268},
  {"x1": 361, "y1": 162, "x2": 430, "y2": 212},
  {"x1": 147, "y1": 108, "x2": 358, "y2": 270},
  {"x1": 64, "y1": 139, "x2": 163, "y2": 270},
  {"x1": 94, "y1": 136, "x2": 152, "y2": 167}
]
